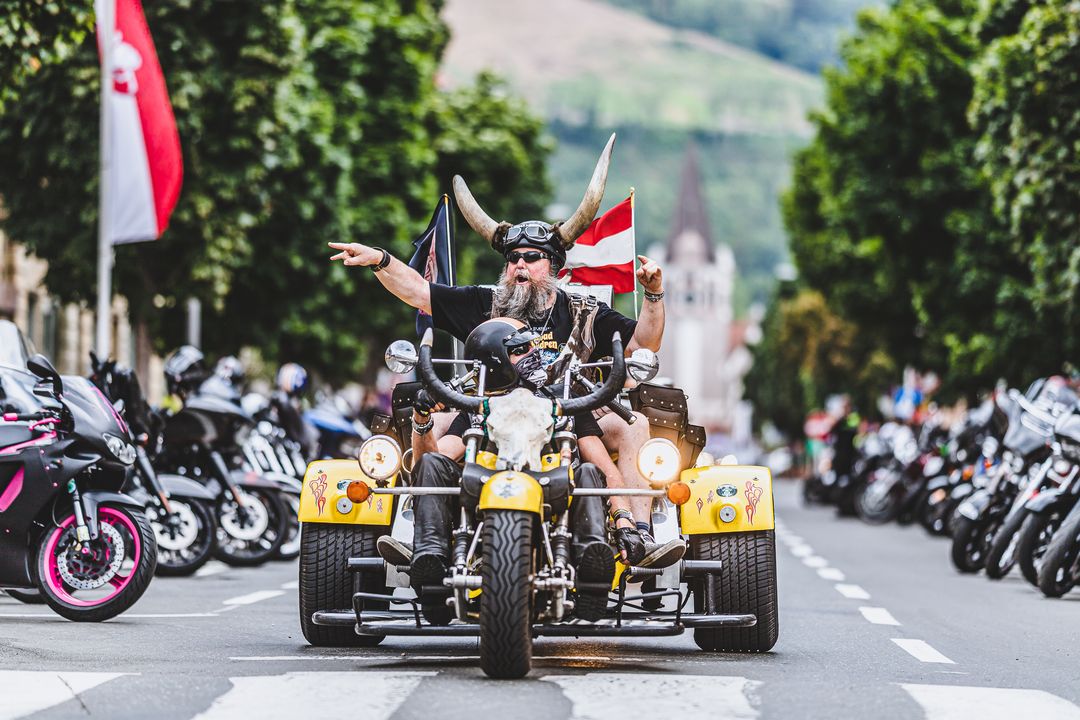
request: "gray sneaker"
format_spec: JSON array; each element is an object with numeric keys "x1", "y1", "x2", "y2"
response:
[
  {"x1": 636, "y1": 539, "x2": 686, "y2": 569},
  {"x1": 377, "y1": 536, "x2": 413, "y2": 566}
]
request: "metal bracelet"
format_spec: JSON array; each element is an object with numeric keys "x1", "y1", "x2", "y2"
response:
[
  {"x1": 643, "y1": 289, "x2": 665, "y2": 302},
  {"x1": 412, "y1": 416, "x2": 435, "y2": 435}
]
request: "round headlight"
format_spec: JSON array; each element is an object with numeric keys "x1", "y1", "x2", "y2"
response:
[
  {"x1": 357, "y1": 435, "x2": 402, "y2": 481},
  {"x1": 636, "y1": 437, "x2": 682, "y2": 487}
]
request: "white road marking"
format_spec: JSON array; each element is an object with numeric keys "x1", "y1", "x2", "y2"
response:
[
  {"x1": 222, "y1": 590, "x2": 285, "y2": 606},
  {"x1": 195, "y1": 561, "x2": 229, "y2": 578},
  {"x1": 858, "y1": 606, "x2": 900, "y2": 626},
  {"x1": 902, "y1": 684, "x2": 1080, "y2": 719},
  {"x1": 781, "y1": 534, "x2": 804, "y2": 546},
  {"x1": 193, "y1": 672, "x2": 433, "y2": 720},
  {"x1": 892, "y1": 639, "x2": 955, "y2": 664},
  {"x1": 835, "y1": 583, "x2": 871, "y2": 600},
  {"x1": 545, "y1": 673, "x2": 759, "y2": 719},
  {"x1": 817, "y1": 567, "x2": 845, "y2": 581},
  {"x1": 0, "y1": 671, "x2": 130, "y2": 719},
  {"x1": 789, "y1": 545, "x2": 814, "y2": 557},
  {"x1": 280, "y1": 580, "x2": 298, "y2": 590},
  {"x1": 229, "y1": 654, "x2": 620, "y2": 663},
  {"x1": 802, "y1": 555, "x2": 829, "y2": 568}
]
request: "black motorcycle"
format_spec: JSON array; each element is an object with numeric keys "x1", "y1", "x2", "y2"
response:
[
  {"x1": 0, "y1": 355, "x2": 157, "y2": 621},
  {"x1": 89, "y1": 356, "x2": 219, "y2": 576},
  {"x1": 1035, "y1": 409, "x2": 1080, "y2": 597}
]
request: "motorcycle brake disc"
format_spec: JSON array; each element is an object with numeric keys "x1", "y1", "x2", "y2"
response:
[{"x1": 56, "y1": 522, "x2": 126, "y2": 590}]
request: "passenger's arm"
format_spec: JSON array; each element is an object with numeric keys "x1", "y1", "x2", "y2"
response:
[
  {"x1": 627, "y1": 254, "x2": 664, "y2": 354},
  {"x1": 328, "y1": 242, "x2": 432, "y2": 315}
]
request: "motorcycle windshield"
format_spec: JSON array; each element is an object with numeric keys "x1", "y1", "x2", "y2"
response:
[
  {"x1": 0, "y1": 366, "x2": 42, "y2": 414},
  {"x1": 0, "y1": 320, "x2": 34, "y2": 370},
  {"x1": 62, "y1": 376, "x2": 130, "y2": 440}
]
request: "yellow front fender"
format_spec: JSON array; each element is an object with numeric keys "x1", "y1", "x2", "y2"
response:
[
  {"x1": 298, "y1": 459, "x2": 397, "y2": 526},
  {"x1": 678, "y1": 465, "x2": 774, "y2": 535},
  {"x1": 478, "y1": 470, "x2": 543, "y2": 515}
]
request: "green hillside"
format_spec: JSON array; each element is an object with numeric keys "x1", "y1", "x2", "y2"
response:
[{"x1": 440, "y1": 0, "x2": 826, "y2": 307}]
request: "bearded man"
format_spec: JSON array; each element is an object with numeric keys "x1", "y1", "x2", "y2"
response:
[{"x1": 328, "y1": 133, "x2": 680, "y2": 568}]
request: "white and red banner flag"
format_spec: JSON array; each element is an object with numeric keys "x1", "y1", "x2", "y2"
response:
[
  {"x1": 563, "y1": 195, "x2": 635, "y2": 293},
  {"x1": 96, "y1": 0, "x2": 182, "y2": 244}
]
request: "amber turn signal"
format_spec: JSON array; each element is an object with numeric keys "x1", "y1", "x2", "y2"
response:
[
  {"x1": 346, "y1": 480, "x2": 371, "y2": 503},
  {"x1": 666, "y1": 481, "x2": 691, "y2": 506}
]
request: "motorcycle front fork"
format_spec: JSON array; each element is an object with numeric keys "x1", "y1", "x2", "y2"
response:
[{"x1": 66, "y1": 480, "x2": 92, "y2": 543}]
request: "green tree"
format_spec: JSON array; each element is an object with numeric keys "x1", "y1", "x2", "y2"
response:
[{"x1": 0, "y1": 0, "x2": 93, "y2": 112}]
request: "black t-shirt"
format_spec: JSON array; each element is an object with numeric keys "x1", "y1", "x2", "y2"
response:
[{"x1": 429, "y1": 284, "x2": 637, "y2": 368}]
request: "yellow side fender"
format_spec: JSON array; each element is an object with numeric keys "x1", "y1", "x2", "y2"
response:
[
  {"x1": 298, "y1": 459, "x2": 397, "y2": 526},
  {"x1": 677, "y1": 465, "x2": 775, "y2": 535},
  {"x1": 478, "y1": 470, "x2": 544, "y2": 515}
]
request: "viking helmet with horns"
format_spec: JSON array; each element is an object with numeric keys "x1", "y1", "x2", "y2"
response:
[{"x1": 452, "y1": 133, "x2": 616, "y2": 270}]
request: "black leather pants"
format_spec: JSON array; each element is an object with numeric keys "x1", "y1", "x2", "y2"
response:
[{"x1": 411, "y1": 453, "x2": 608, "y2": 563}]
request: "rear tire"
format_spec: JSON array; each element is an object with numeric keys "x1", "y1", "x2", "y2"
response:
[
  {"x1": 298, "y1": 523, "x2": 386, "y2": 646},
  {"x1": 690, "y1": 530, "x2": 779, "y2": 653},
  {"x1": 480, "y1": 510, "x2": 535, "y2": 679},
  {"x1": 1037, "y1": 508, "x2": 1080, "y2": 598}
]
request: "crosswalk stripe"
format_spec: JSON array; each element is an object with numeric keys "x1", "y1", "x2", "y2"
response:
[
  {"x1": 544, "y1": 673, "x2": 759, "y2": 719},
  {"x1": 192, "y1": 671, "x2": 434, "y2": 720},
  {"x1": 902, "y1": 683, "x2": 1080, "y2": 719},
  {"x1": 0, "y1": 671, "x2": 129, "y2": 720},
  {"x1": 891, "y1": 639, "x2": 954, "y2": 664}
]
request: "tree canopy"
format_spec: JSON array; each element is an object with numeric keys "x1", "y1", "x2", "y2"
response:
[
  {"x1": 0, "y1": 1, "x2": 552, "y2": 383},
  {"x1": 751, "y1": 0, "x2": 1078, "y2": 431}
]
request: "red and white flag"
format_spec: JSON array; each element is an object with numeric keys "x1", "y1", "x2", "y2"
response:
[
  {"x1": 96, "y1": 0, "x2": 182, "y2": 244},
  {"x1": 564, "y1": 195, "x2": 635, "y2": 293}
]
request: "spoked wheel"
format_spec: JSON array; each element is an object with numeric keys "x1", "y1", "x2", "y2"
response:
[
  {"x1": 298, "y1": 523, "x2": 386, "y2": 647},
  {"x1": 856, "y1": 478, "x2": 902, "y2": 525},
  {"x1": 36, "y1": 504, "x2": 157, "y2": 622},
  {"x1": 690, "y1": 531, "x2": 779, "y2": 653},
  {"x1": 214, "y1": 488, "x2": 287, "y2": 567},
  {"x1": 1037, "y1": 508, "x2": 1080, "y2": 598},
  {"x1": 275, "y1": 493, "x2": 301, "y2": 561},
  {"x1": 152, "y1": 499, "x2": 217, "y2": 577},
  {"x1": 1016, "y1": 510, "x2": 1062, "y2": 587},
  {"x1": 984, "y1": 509, "x2": 1029, "y2": 580},
  {"x1": 480, "y1": 510, "x2": 535, "y2": 679}
]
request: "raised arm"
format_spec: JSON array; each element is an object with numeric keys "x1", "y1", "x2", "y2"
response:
[
  {"x1": 627, "y1": 254, "x2": 664, "y2": 354},
  {"x1": 328, "y1": 242, "x2": 432, "y2": 315}
]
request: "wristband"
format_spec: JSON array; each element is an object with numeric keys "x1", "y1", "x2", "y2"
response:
[
  {"x1": 643, "y1": 289, "x2": 665, "y2": 303},
  {"x1": 412, "y1": 416, "x2": 435, "y2": 435},
  {"x1": 371, "y1": 247, "x2": 391, "y2": 272},
  {"x1": 609, "y1": 509, "x2": 634, "y2": 525}
]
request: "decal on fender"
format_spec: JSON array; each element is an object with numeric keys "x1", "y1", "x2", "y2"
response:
[
  {"x1": 718, "y1": 484, "x2": 738, "y2": 498},
  {"x1": 496, "y1": 479, "x2": 520, "y2": 499},
  {"x1": 310, "y1": 470, "x2": 328, "y2": 516},
  {"x1": 745, "y1": 478, "x2": 763, "y2": 525}
]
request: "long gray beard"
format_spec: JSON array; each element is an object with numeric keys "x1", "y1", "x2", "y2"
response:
[{"x1": 491, "y1": 271, "x2": 557, "y2": 322}]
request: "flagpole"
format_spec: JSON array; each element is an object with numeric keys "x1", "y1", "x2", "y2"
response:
[
  {"x1": 95, "y1": 0, "x2": 116, "y2": 360},
  {"x1": 630, "y1": 187, "x2": 638, "y2": 321},
  {"x1": 443, "y1": 193, "x2": 461, "y2": 362}
]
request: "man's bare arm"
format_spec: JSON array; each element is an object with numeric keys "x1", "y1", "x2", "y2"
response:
[
  {"x1": 328, "y1": 242, "x2": 432, "y2": 315},
  {"x1": 627, "y1": 254, "x2": 664, "y2": 354}
]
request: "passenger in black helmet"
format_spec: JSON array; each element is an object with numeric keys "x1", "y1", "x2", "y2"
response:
[{"x1": 163, "y1": 345, "x2": 209, "y2": 399}]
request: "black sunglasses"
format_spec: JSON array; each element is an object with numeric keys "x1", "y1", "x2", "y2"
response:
[
  {"x1": 506, "y1": 250, "x2": 548, "y2": 265},
  {"x1": 505, "y1": 224, "x2": 550, "y2": 242}
]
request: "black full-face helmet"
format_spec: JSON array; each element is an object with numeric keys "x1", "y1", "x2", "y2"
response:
[
  {"x1": 464, "y1": 318, "x2": 542, "y2": 392},
  {"x1": 163, "y1": 345, "x2": 208, "y2": 396}
]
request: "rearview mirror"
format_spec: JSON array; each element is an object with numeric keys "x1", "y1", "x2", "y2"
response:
[
  {"x1": 626, "y1": 348, "x2": 659, "y2": 383},
  {"x1": 384, "y1": 340, "x2": 418, "y2": 374},
  {"x1": 27, "y1": 353, "x2": 62, "y2": 395}
]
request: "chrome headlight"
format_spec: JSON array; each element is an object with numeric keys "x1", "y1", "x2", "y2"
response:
[
  {"x1": 357, "y1": 435, "x2": 402, "y2": 481},
  {"x1": 636, "y1": 437, "x2": 682, "y2": 488},
  {"x1": 103, "y1": 433, "x2": 137, "y2": 465}
]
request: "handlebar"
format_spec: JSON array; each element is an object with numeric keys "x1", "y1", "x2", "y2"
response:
[
  {"x1": 415, "y1": 329, "x2": 627, "y2": 418},
  {"x1": 1, "y1": 411, "x2": 58, "y2": 423},
  {"x1": 1008, "y1": 388, "x2": 1058, "y2": 426}
]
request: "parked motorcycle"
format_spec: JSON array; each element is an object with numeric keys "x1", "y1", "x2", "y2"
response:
[
  {"x1": 1034, "y1": 408, "x2": 1080, "y2": 597},
  {"x1": 0, "y1": 354, "x2": 157, "y2": 621}
]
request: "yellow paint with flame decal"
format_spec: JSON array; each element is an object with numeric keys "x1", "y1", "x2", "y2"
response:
[
  {"x1": 298, "y1": 459, "x2": 397, "y2": 525},
  {"x1": 677, "y1": 465, "x2": 774, "y2": 535},
  {"x1": 478, "y1": 470, "x2": 544, "y2": 515}
]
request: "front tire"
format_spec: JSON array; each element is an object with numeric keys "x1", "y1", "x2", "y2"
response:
[
  {"x1": 214, "y1": 488, "x2": 287, "y2": 567},
  {"x1": 950, "y1": 515, "x2": 991, "y2": 573},
  {"x1": 298, "y1": 523, "x2": 385, "y2": 646},
  {"x1": 153, "y1": 499, "x2": 217, "y2": 577},
  {"x1": 1016, "y1": 510, "x2": 1061, "y2": 586},
  {"x1": 36, "y1": 505, "x2": 157, "y2": 622},
  {"x1": 984, "y1": 509, "x2": 1028, "y2": 580},
  {"x1": 856, "y1": 477, "x2": 902, "y2": 525},
  {"x1": 690, "y1": 530, "x2": 779, "y2": 653},
  {"x1": 275, "y1": 494, "x2": 301, "y2": 561},
  {"x1": 480, "y1": 510, "x2": 535, "y2": 679},
  {"x1": 1037, "y1": 508, "x2": 1080, "y2": 598}
]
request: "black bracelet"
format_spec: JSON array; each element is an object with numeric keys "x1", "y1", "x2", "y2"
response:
[
  {"x1": 413, "y1": 416, "x2": 434, "y2": 435},
  {"x1": 372, "y1": 247, "x2": 391, "y2": 272},
  {"x1": 643, "y1": 289, "x2": 665, "y2": 302}
]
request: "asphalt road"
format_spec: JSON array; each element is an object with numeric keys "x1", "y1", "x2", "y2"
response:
[{"x1": 2, "y1": 479, "x2": 1078, "y2": 719}]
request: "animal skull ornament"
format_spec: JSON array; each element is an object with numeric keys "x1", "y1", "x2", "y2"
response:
[
  {"x1": 453, "y1": 133, "x2": 616, "y2": 256},
  {"x1": 484, "y1": 388, "x2": 556, "y2": 472}
]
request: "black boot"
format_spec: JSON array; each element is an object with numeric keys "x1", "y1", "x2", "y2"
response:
[{"x1": 571, "y1": 463, "x2": 615, "y2": 621}]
